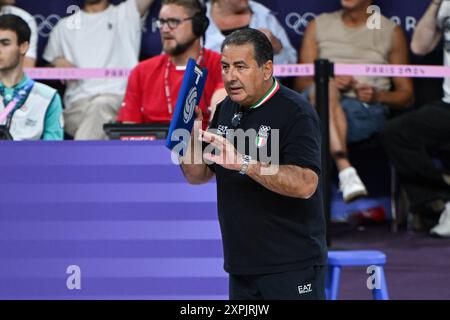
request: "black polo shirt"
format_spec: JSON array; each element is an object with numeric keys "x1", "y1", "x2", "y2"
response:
[{"x1": 206, "y1": 83, "x2": 327, "y2": 275}]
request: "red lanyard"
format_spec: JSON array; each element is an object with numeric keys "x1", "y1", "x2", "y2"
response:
[{"x1": 163, "y1": 50, "x2": 204, "y2": 115}]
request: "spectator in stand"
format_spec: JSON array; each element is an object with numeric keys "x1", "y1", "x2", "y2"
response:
[
  {"x1": 0, "y1": 15, "x2": 63, "y2": 140},
  {"x1": 381, "y1": 0, "x2": 450, "y2": 237},
  {"x1": 0, "y1": 0, "x2": 38, "y2": 67},
  {"x1": 204, "y1": 0, "x2": 297, "y2": 65},
  {"x1": 116, "y1": 0, "x2": 226, "y2": 129},
  {"x1": 43, "y1": 0, "x2": 154, "y2": 140},
  {"x1": 295, "y1": 0, "x2": 414, "y2": 203}
]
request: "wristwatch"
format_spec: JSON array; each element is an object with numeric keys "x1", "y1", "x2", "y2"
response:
[{"x1": 239, "y1": 155, "x2": 252, "y2": 175}]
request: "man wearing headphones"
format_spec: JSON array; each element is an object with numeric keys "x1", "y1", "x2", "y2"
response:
[{"x1": 117, "y1": 0, "x2": 226, "y2": 129}]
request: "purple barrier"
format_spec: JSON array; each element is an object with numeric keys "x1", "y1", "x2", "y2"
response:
[{"x1": 0, "y1": 141, "x2": 227, "y2": 300}]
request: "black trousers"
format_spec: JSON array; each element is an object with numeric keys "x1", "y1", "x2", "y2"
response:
[
  {"x1": 380, "y1": 101, "x2": 450, "y2": 212},
  {"x1": 229, "y1": 265, "x2": 326, "y2": 300}
]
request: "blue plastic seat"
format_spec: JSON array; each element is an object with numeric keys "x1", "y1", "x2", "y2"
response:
[{"x1": 326, "y1": 250, "x2": 389, "y2": 300}]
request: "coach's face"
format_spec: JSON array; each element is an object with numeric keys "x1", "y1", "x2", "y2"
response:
[{"x1": 221, "y1": 43, "x2": 273, "y2": 107}]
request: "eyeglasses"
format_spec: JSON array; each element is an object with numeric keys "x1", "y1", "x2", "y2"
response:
[{"x1": 156, "y1": 17, "x2": 194, "y2": 30}]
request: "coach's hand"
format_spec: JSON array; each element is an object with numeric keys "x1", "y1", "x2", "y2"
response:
[
  {"x1": 192, "y1": 106, "x2": 203, "y2": 134},
  {"x1": 180, "y1": 106, "x2": 204, "y2": 165},
  {"x1": 199, "y1": 129, "x2": 243, "y2": 172}
]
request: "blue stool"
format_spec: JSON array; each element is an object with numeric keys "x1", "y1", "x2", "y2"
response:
[{"x1": 326, "y1": 250, "x2": 389, "y2": 300}]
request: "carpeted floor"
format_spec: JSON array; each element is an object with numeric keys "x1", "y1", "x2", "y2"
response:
[{"x1": 330, "y1": 224, "x2": 450, "y2": 300}]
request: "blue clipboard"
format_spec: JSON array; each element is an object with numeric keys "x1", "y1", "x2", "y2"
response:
[{"x1": 165, "y1": 58, "x2": 208, "y2": 156}]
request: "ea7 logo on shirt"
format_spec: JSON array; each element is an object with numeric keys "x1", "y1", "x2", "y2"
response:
[
  {"x1": 298, "y1": 283, "x2": 312, "y2": 295},
  {"x1": 256, "y1": 125, "x2": 270, "y2": 148}
]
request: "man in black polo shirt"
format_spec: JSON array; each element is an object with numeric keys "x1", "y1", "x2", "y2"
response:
[{"x1": 180, "y1": 28, "x2": 327, "y2": 300}]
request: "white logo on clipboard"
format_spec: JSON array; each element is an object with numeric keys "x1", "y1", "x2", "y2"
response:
[{"x1": 183, "y1": 66, "x2": 203, "y2": 124}]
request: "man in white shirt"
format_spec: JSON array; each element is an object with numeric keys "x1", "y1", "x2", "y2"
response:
[
  {"x1": 43, "y1": 0, "x2": 154, "y2": 140},
  {"x1": 0, "y1": 0, "x2": 38, "y2": 67}
]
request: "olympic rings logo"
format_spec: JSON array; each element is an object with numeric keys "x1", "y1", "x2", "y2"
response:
[
  {"x1": 183, "y1": 87, "x2": 197, "y2": 124},
  {"x1": 34, "y1": 5, "x2": 81, "y2": 38},
  {"x1": 34, "y1": 14, "x2": 61, "y2": 37},
  {"x1": 285, "y1": 12, "x2": 317, "y2": 36}
]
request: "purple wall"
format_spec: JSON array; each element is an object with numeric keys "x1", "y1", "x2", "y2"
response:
[{"x1": 0, "y1": 141, "x2": 227, "y2": 299}]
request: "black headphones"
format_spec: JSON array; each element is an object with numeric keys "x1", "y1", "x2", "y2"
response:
[{"x1": 191, "y1": 0, "x2": 210, "y2": 38}]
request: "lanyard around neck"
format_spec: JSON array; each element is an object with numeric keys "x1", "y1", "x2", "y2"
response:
[{"x1": 0, "y1": 79, "x2": 35, "y2": 125}]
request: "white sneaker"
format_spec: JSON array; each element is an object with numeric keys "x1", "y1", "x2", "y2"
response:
[
  {"x1": 430, "y1": 202, "x2": 450, "y2": 237},
  {"x1": 443, "y1": 174, "x2": 450, "y2": 186},
  {"x1": 338, "y1": 167, "x2": 368, "y2": 203}
]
